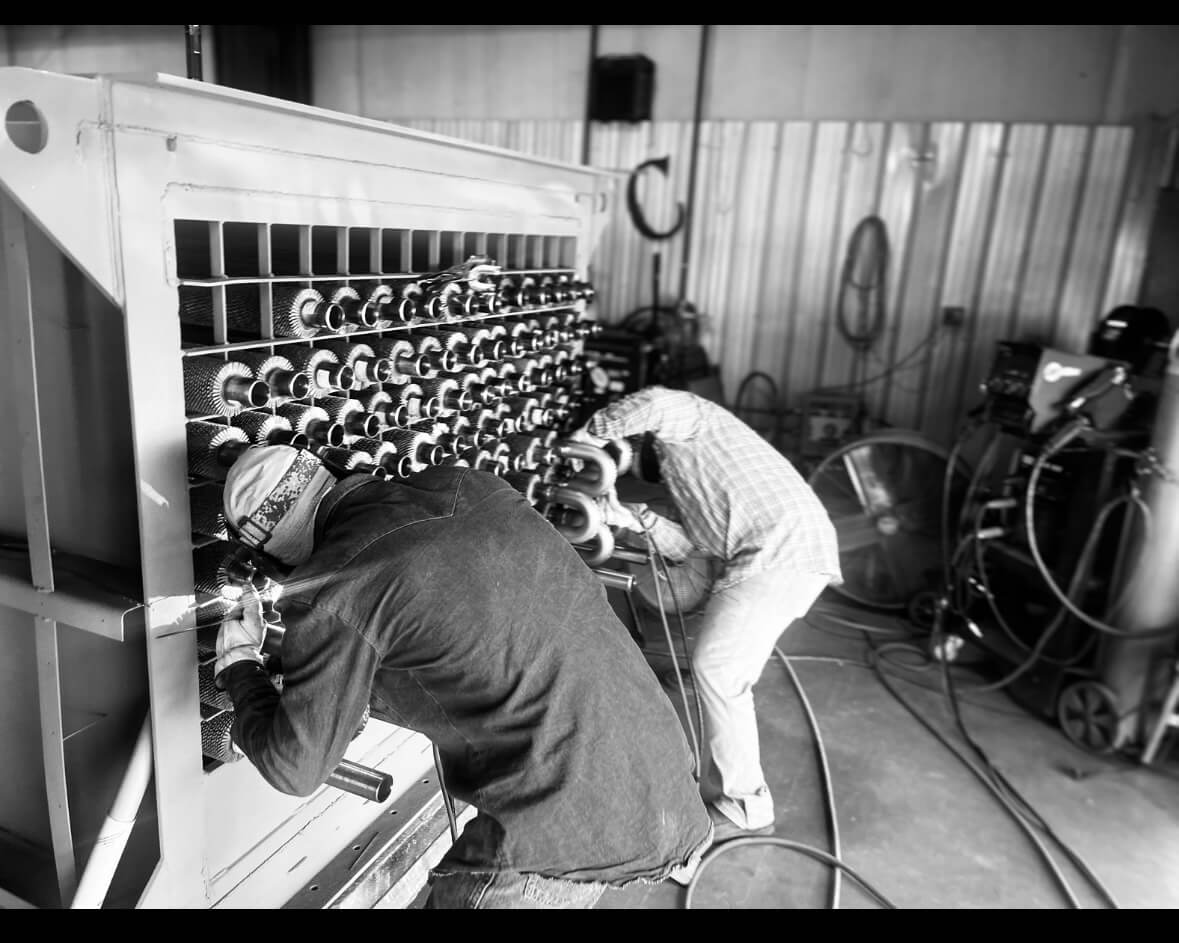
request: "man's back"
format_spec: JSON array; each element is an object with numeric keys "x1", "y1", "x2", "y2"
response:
[{"x1": 274, "y1": 467, "x2": 711, "y2": 884}]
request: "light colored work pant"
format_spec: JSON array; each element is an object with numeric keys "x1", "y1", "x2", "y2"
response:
[{"x1": 693, "y1": 566, "x2": 830, "y2": 831}]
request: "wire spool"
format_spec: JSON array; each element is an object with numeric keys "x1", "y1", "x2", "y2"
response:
[
  {"x1": 807, "y1": 429, "x2": 970, "y2": 609},
  {"x1": 189, "y1": 484, "x2": 229, "y2": 541},
  {"x1": 285, "y1": 347, "x2": 355, "y2": 397},
  {"x1": 321, "y1": 284, "x2": 380, "y2": 330},
  {"x1": 183, "y1": 356, "x2": 269, "y2": 418},
  {"x1": 388, "y1": 429, "x2": 444, "y2": 476},
  {"x1": 231, "y1": 410, "x2": 301, "y2": 447},
  {"x1": 198, "y1": 660, "x2": 233, "y2": 711},
  {"x1": 275, "y1": 403, "x2": 345, "y2": 448},
  {"x1": 319, "y1": 396, "x2": 381, "y2": 439},
  {"x1": 319, "y1": 339, "x2": 391, "y2": 386},
  {"x1": 200, "y1": 710, "x2": 236, "y2": 763},
  {"x1": 186, "y1": 420, "x2": 250, "y2": 480},
  {"x1": 232, "y1": 350, "x2": 311, "y2": 400}
]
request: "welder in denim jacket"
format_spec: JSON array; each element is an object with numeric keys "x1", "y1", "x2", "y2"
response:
[{"x1": 213, "y1": 444, "x2": 713, "y2": 909}]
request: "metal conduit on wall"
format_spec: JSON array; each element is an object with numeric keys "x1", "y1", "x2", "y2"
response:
[{"x1": 399, "y1": 116, "x2": 1160, "y2": 446}]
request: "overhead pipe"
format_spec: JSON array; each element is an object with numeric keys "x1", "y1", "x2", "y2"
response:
[
  {"x1": 71, "y1": 713, "x2": 153, "y2": 909},
  {"x1": 678, "y1": 24, "x2": 711, "y2": 306},
  {"x1": 581, "y1": 25, "x2": 600, "y2": 165}
]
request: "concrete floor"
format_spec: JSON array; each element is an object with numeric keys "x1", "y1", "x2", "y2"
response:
[{"x1": 590, "y1": 593, "x2": 1179, "y2": 910}]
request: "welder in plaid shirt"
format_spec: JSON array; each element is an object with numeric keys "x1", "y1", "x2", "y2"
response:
[{"x1": 574, "y1": 386, "x2": 842, "y2": 842}]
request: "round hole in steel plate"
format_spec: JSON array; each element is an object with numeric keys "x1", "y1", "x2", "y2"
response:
[{"x1": 5, "y1": 101, "x2": 47, "y2": 154}]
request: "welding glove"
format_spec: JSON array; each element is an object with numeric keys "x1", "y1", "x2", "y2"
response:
[
  {"x1": 601, "y1": 491, "x2": 644, "y2": 533},
  {"x1": 214, "y1": 583, "x2": 267, "y2": 688}
]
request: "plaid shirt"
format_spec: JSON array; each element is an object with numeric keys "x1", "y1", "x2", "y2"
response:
[{"x1": 589, "y1": 387, "x2": 842, "y2": 594}]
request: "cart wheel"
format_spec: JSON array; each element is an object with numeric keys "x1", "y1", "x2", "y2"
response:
[
  {"x1": 1056, "y1": 681, "x2": 1121, "y2": 755},
  {"x1": 907, "y1": 590, "x2": 942, "y2": 631}
]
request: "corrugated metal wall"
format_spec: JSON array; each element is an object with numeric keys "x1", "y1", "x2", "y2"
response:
[{"x1": 400, "y1": 118, "x2": 1147, "y2": 445}]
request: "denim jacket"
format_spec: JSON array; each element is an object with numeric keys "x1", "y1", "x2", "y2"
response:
[{"x1": 223, "y1": 467, "x2": 712, "y2": 885}]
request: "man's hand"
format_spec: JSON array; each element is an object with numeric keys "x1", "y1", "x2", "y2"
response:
[
  {"x1": 214, "y1": 583, "x2": 267, "y2": 688},
  {"x1": 567, "y1": 423, "x2": 609, "y2": 448},
  {"x1": 600, "y1": 491, "x2": 644, "y2": 532}
]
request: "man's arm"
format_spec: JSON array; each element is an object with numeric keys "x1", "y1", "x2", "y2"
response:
[
  {"x1": 221, "y1": 601, "x2": 379, "y2": 797},
  {"x1": 586, "y1": 386, "x2": 702, "y2": 443},
  {"x1": 627, "y1": 503, "x2": 697, "y2": 563}
]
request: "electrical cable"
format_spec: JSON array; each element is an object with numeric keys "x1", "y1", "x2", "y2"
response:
[
  {"x1": 648, "y1": 539, "x2": 708, "y2": 754},
  {"x1": 774, "y1": 647, "x2": 842, "y2": 909},
  {"x1": 938, "y1": 657, "x2": 1122, "y2": 909},
  {"x1": 1024, "y1": 436, "x2": 1178, "y2": 639},
  {"x1": 863, "y1": 635, "x2": 1086, "y2": 908},
  {"x1": 432, "y1": 743, "x2": 459, "y2": 844},
  {"x1": 683, "y1": 646, "x2": 898, "y2": 910},
  {"x1": 639, "y1": 525, "x2": 702, "y2": 779}
]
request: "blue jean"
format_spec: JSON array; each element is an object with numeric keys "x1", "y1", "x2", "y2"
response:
[
  {"x1": 694, "y1": 567, "x2": 830, "y2": 830},
  {"x1": 424, "y1": 870, "x2": 608, "y2": 909}
]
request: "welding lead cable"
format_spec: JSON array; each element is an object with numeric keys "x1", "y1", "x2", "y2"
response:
[
  {"x1": 178, "y1": 285, "x2": 345, "y2": 339},
  {"x1": 232, "y1": 350, "x2": 312, "y2": 401},
  {"x1": 1024, "y1": 440, "x2": 1179, "y2": 639},
  {"x1": 318, "y1": 340, "x2": 394, "y2": 387},
  {"x1": 183, "y1": 356, "x2": 270, "y2": 418},
  {"x1": 774, "y1": 648, "x2": 842, "y2": 909},
  {"x1": 186, "y1": 421, "x2": 250, "y2": 480},
  {"x1": 231, "y1": 411, "x2": 307, "y2": 449},
  {"x1": 641, "y1": 526, "x2": 706, "y2": 780},
  {"x1": 275, "y1": 403, "x2": 346, "y2": 448},
  {"x1": 432, "y1": 743, "x2": 460, "y2": 843},
  {"x1": 284, "y1": 347, "x2": 355, "y2": 398},
  {"x1": 318, "y1": 396, "x2": 382, "y2": 440},
  {"x1": 320, "y1": 283, "x2": 381, "y2": 331},
  {"x1": 864, "y1": 638, "x2": 1083, "y2": 908},
  {"x1": 939, "y1": 658, "x2": 1121, "y2": 909}
]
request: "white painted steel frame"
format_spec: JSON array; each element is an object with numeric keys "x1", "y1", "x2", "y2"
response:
[{"x1": 0, "y1": 67, "x2": 618, "y2": 908}]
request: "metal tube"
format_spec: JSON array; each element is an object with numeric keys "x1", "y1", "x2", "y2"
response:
[
  {"x1": 71, "y1": 713, "x2": 153, "y2": 909},
  {"x1": 184, "y1": 26, "x2": 203, "y2": 82},
  {"x1": 592, "y1": 567, "x2": 634, "y2": 593},
  {"x1": 678, "y1": 25, "x2": 711, "y2": 306},
  {"x1": 554, "y1": 441, "x2": 618, "y2": 496},
  {"x1": 327, "y1": 759, "x2": 393, "y2": 803},
  {"x1": 1100, "y1": 331, "x2": 1179, "y2": 746},
  {"x1": 542, "y1": 486, "x2": 603, "y2": 545}
]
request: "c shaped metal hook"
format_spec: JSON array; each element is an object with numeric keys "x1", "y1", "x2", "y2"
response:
[{"x1": 627, "y1": 156, "x2": 686, "y2": 242}]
